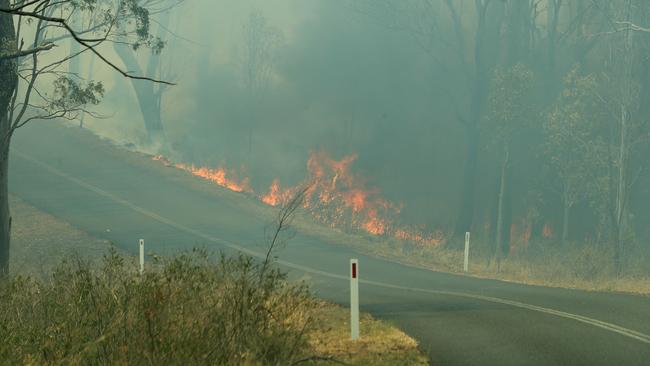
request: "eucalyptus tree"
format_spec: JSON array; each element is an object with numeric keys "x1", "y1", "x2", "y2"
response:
[
  {"x1": 595, "y1": 0, "x2": 650, "y2": 273},
  {"x1": 484, "y1": 63, "x2": 535, "y2": 265},
  {"x1": 0, "y1": 0, "x2": 172, "y2": 275},
  {"x1": 543, "y1": 68, "x2": 607, "y2": 245},
  {"x1": 113, "y1": 2, "x2": 180, "y2": 146}
]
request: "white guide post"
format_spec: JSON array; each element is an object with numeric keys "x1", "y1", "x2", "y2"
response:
[
  {"x1": 350, "y1": 258, "x2": 359, "y2": 340},
  {"x1": 139, "y1": 239, "x2": 145, "y2": 275},
  {"x1": 464, "y1": 232, "x2": 470, "y2": 273}
]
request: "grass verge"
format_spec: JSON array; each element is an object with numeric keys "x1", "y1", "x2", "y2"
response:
[{"x1": 352, "y1": 236, "x2": 650, "y2": 295}]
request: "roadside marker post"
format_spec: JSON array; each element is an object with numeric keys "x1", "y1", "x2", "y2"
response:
[
  {"x1": 139, "y1": 239, "x2": 145, "y2": 275},
  {"x1": 350, "y1": 258, "x2": 359, "y2": 340},
  {"x1": 464, "y1": 232, "x2": 470, "y2": 273}
]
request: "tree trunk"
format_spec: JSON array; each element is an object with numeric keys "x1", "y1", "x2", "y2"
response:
[
  {"x1": 494, "y1": 145, "x2": 510, "y2": 269},
  {"x1": 454, "y1": 125, "x2": 479, "y2": 239},
  {"x1": 453, "y1": 1, "x2": 493, "y2": 242},
  {"x1": 546, "y1": 0, "x2": 560, "y2": 82},
  {"x1": 614, "y1": 102, "x2": 628, "y2": 274},
  {"x1": 0, "y1": 5, "x2": 17, "y2": 275},
  {"x1": 113, "y1": 44, "x2": 166, "y2": 145},
  {"x1": 248, "y1": 126, "x2": 253, "y2": 157},
  {"x1": 612, "y1": 0, "x2": 634, "y2": 276},
  {"x1": 0, "y1": 142, "x2": 9, "y2": 275},
  {"x1": 68, "y1": 16, "x2": 81, "y2": 77},
  {"x1": 561, "y1": 192, "x2": 570, "y2": 245},
  {"x1": 79, "y1": 56, "x2": 96, "y2": 129}
]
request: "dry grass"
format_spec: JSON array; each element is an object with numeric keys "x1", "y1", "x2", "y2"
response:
[
  {"x1": 358, "y1": 236, "x2": 650, "y2": 296},
  {"x1": 305, "y1": 301, "x2": 429, "y2": 366},
  {"x1": 1, "y1": 250, "x2": 315, "y2": 365}
]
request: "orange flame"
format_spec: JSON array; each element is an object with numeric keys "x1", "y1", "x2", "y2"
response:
[
  {"x1": 542, "y1": 223, "x2": 553, "y2": 238},
  {"x1": 152, "y1": 151, "x2": 445, "y2": 246},
  {"x1": 153, "y1": 155, "x2": 251, "y2": 193},
  {"x1": 175, "y1": 163, "x2": 251, "y2": 193},
  {"x1": 362, "y1": 209, "x2": 386, "y2": 235},
  {"x1": 261, "y1": 179, "x2": 294, "y2": 206}
]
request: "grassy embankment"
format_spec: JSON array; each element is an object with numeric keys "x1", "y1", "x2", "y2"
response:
[
  {"x1": 349, "y1": 235, "x2": 650, "y2": 295},
  {"x1": 3, "y1": 196, "x2": 428, "y2": 365}
]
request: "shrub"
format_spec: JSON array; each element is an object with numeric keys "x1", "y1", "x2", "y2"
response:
[{"x1": 0, "y1": 249, "x2": 314, "y2": 365}]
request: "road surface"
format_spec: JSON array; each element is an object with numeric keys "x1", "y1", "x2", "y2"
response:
[{"x1": 9, "y1": 122, "x2": 650, "y2": 365}]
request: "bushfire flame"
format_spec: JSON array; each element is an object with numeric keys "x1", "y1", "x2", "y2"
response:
[
  {"x1": 261, "y1": 179, "x2": 294, "y2": 206},
  {"x1": 153, "y1": 155, "x2": 251, "y2": 193},
  {"x1": 152, "y1": 151, "x2": 444, "y2": 246}
]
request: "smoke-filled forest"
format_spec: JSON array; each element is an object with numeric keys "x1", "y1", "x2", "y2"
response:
[
  {"x1": 108, "y1": 0, "x2": 650, "y2": 274},
  {"x1": 2, "y1": 1, "x2": 650, "y2": 278},
  {"x1": 4, "y1": 1, "x2": 650, "y2": 365}
]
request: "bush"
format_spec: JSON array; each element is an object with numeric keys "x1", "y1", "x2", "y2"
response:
[{"x1": 0, "y1": 249, "x2": 314, "y2": 365}]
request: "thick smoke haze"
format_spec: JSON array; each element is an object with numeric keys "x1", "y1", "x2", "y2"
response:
[
  {"x1": 78, "y1": 0, "x2": 467, "y2": 230},
  {"x1": 61, "y1": 0, "x2": 649, "y2": 248}
]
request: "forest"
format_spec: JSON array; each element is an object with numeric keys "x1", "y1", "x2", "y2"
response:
[{"x1": 1, "y1": 0, "x2": 649, "y2": 278}]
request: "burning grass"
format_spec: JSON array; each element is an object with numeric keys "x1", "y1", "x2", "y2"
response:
[
  {"x1": 153, "y1": 151, "x2": 444, "y2": 247},
  {"x1": 152, "y1": 155, "x2": 252, "y2": 193}
]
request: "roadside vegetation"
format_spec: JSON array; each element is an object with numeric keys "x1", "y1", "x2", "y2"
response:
[
  {"x1": 1, "y1": 249, "x2": 313, "y2": 365},
  {"x1": 354, "y1": 236, "x2": 650, "y2": 295},
  {"x1": 1, "y1": 248, "x2": 427, "y2": 366},
  {"x1": 4, "y1": 194, "x2": 428, "y2": 365}
]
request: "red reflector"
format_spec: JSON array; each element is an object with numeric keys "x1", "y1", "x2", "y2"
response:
[{"x1": 352, "y1": 263, "x2": 357, "y2": 279}]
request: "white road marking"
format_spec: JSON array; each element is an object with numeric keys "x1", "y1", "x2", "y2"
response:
[{"x1": 14, "y1": 150, "x2": 650, "y2": 345}]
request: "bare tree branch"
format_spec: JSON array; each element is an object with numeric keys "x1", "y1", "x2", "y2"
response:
[
  {"x1": 0, "y1": 42, "x2": 54, "y2": 60},
  {"x1": 260, "y1": 183, "x2": 313, "y2": 277},
  {"x1": 0, "y1": 7, "x2": 176, "y2": 85}
]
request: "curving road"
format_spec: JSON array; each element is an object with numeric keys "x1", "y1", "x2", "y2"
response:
[{"x1": 10, "y1": 122, "x2": 650, "y2": 365}]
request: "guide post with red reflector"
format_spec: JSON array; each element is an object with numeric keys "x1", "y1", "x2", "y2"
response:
[
  {"x1": 139, "y1": 239, "x2": 145, "y2": 275},
  {"x1": 350, "y1": 258, "x2": 359, "y2": 340}
]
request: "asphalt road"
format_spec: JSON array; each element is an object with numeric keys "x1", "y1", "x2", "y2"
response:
[{"x1": 9, "y1": 122, "x2": 650, "y2": 366}]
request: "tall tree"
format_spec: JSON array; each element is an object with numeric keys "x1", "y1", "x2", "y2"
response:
[
  {"x1": 544, "y1": 68, "x2": 606, "y2": 245},
  {"x1": 0, "y1": 0, "x2": 171, "y2": 275},
  {"x1": 598, "y1": 0, "x2": 650, "y2": 273},
  {"x1": 113, "y1": 5, "x2": 174, "y2": 147},
  {"x1": 484, "y1": 63, "x2": 535, "y2": 265},
  {"x1": 239, "y1": 10, "x2": 282, "y2": 159}
]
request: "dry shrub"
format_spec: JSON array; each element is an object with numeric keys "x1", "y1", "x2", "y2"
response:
[{"x1": 0, "y1": 249, "x2": 315, "y2": 366}]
